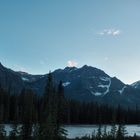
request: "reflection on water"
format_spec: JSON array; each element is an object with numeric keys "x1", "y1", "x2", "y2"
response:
[
  {"x1": 64, "y1": 125, "x2": 140, "y2": 138},
  {"x1": 2, "y1": 124, "x2": 140, "y2": 138}
]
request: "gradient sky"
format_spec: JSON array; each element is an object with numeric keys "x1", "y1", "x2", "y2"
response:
[{"x1": 0, "y1": 0, "x2": 140, "y2": 84}]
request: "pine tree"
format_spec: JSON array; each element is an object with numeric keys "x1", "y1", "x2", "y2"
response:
[
  {"x1": 57, "y1": 81, "x2": 65, "y2": 124},
  {"x1": 110, "y1": 124, "x2": 117, "y2": 139},
  {"x1": 0, "y1": 125, "x2": 5, "y2": 139},
  {"x1": 57, "y1": 81, "x2": 67, "y2": 138},
  {"x1": 96, "y1": 124, "x2": 102, "y2": 140},
  {"x1": 116, "y1": 124, "x2": 122, "y2": 140},
  {"x1": 9, "y1": 94, "x2": 18, "y2": 123},
  {"x1": 0, "y1": 86, "x2": 4, "y2": 123},
  {"x1": 9, "y1": 123, "x2": 18, "y2": 140},
  {"x1": 121, "y1": 124, "x2": 127, "y2": 138},
  {"x1": 116, "y1": 124, "x2": 127, "y2": 140},
  {"x1": 39, "y1": 72, "x2": 58, "y2": 140},
  {"x1": 4, "y1": 87, "x2": 10, "y2": 122},
  {"x1": 102, "y1": 125, "x2": 107, "y2": 138},
  {"x1": 19, "y1": 89, "x2": 35, "y2": 140},
  {"x1": 32, "y1": 124, "x2": 39, "y2": 140},
  {"x1": 0, "y1": 86, "x2": 6, "y2": 140},
  {"x1": 110, "y1": 109, "x2": 117, "y2": 139}
]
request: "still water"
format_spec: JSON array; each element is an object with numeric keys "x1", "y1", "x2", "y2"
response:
[
  {"x1": 64, "y1": 125, "x2": 140, "y2": 138},
  {"x1": 2, "y1": 124, "x2": 140, "y2": 138}
]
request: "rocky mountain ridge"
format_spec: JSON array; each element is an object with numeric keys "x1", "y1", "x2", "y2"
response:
[{"x1": 0, "y1": 62, "x2": 140, "y2": 108}]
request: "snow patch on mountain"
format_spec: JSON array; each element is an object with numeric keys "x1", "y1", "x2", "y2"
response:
[
  {"x1": 98, "y1": 77, "x2": 111, "y2": 96},
  {"x1": 21, "y1": 77, "x2": 29, "y2": 81},
  {"x1": 63, "y1": 82, "x2": 71, "y2": 87},
  {"x1": 98, "y1": 85, "x2": 106, "y2": 88},
  {"x1": 131, "y1": 81, "x2": 140, "y2": 89},
  {"x1": 104, "y1": 78, "x2": 111, "y2": 95},
  {"x1": 91, "y1": 91, "x2": 102, "y2": 96},
  {"x1": 100, "y1": 77, "x2": 109, "y2": 81},
  {"x1": 119, "y1": 86, "x2": 127, "y2": 95}
]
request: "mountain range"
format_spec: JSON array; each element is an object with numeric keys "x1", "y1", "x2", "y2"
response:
[{"x1": 0, "y1": 62, "x2": 140, "y2": 108}]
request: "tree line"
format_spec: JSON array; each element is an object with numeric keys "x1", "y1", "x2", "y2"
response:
[
  {"x1": 0, "y1": 82, "x2": 140, "y2": 125},
  {"x1": 68, "y1": 124, "x2": 140, "y2": 140}
]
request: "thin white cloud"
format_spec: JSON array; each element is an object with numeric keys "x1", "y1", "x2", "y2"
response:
[
  {"x1": 67, "y1": 60, "x2": 78, "y2": 67},
  {"x1": 98, "y1": 29, "x2": 121, "y2": 36},
  {"x1": 112, "y1": 30, "x2": 121, "y2": 36}
]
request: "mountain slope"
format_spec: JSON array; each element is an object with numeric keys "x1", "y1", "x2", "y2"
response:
[
  {"x1": 0, "y1": 63, "x2": 24, "y2": 94},
  {"x1": 52, "y1": 65, "x2": 125, "y2": 98},
  {"x1": 131, "y1": 81, "x2": 140, "y2": 89},
  {"x1": 27, "y1": 65, "x2": 140, "y2": 107}
]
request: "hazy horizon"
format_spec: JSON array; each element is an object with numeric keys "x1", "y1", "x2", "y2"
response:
[{"x1": 0, "y1": 61, "x2": 138, "y2": 85}]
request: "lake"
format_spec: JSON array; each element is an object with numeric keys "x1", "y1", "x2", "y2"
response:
[
  {"x1": 64, "y1": 125, "x2": 140, "y2": 138},
  {"x1": 2, "y1": 124, "x2": 140, "y2": 138}
]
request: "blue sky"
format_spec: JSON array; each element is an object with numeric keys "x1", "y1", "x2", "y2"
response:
[{"x1": 0, "y1": 0, "x2": 140, "y2": 84}]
